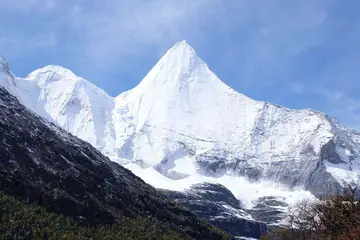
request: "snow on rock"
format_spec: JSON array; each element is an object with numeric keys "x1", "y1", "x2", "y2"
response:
[
  {"x1": 17, "y1": 65, "x2": 116, "y2": 153},
  {"x1": 126, "y1": 163, "x2": 315, "y2": 210},
  {"x1": 1, "y1": 41, "x2": 360, "y2": 216},
  {"x1": 0, "y1": 56, "x2": 18, "y2": 96}
]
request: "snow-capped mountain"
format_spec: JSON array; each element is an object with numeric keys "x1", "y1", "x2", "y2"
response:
[
  {"x1": 1, "y1": 41, "x2": 360, "y2": 223},
  {"x1": 0, "y1": 77, "x2": 230, "y2": 240}
]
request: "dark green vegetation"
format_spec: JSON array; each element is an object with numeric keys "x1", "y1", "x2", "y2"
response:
[
  {"x1": 0, "y1": 192, "x2": 184, "y2": 240},
  {"x1": 261, "y1": 187, "x2": 360, "y2": 240},
  {"x1": 0, "y1": 86, "x2": 230, "y2": 240}
]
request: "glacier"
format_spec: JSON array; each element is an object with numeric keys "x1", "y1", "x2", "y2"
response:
[{"x1": 1, "y1": 40, "x2": 360, "y2": 223}]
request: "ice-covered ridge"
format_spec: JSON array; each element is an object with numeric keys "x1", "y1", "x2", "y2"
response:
[
  {"x1": 27, "y1": 65, "x2": 111, "y2": 98},
  {"x1": 7, "y1": 63, "x2": 116, "y2": 152},
  {"x1": 27, "y1": 65, "x2": 78, "y2": 81}
]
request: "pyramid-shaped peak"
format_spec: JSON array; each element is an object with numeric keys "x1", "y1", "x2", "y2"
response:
[
  {"x1": 167, "y1": 40, "x2": 196, "y2": 56},
  {"x1": 172, "y1": 40, "x2": 191, "y2": 48},
  {"x1": 177, "y1": 40, "x2": 188, "y2": 45},
  {"x1": 131, "y1": 40, "x2": 209, "y2": 89},
  {"x1": 124, "y1": 39, "x2": 232, "y2": 100},
  {"x1": 155, "y1": 40, "x2": 203, "y2": 72}
]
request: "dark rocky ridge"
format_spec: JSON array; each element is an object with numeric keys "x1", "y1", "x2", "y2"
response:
[
  {"x1": 161, "y1": 183, "x2": 268, "y2": 239},
  {"x1": 0, "y1": 86, "x2": 229, "y2": 240},
  {"x1": 247, "y1": 196, "x2": 288, "y2": 223}
]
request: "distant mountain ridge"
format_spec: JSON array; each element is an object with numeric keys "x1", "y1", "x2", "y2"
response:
[{"x1": 1, "y1": 41, "x2": 360, "y2": 235}]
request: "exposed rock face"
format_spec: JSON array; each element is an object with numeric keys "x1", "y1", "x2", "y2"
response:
[
  {"x1": 0, "y1": 57, "x2": 17, "y2": 95},
  {"x1": 247, "y1": 196, "x2": 288, "y2": 224},
  {"x1": 0, "y1": 86, "x2": 229, "y2": 240},
  {"x1": 161, "y1": 183, "x2": 268, "y2": 239}
]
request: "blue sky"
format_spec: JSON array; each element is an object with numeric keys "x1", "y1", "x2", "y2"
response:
[{"x1": 1, "y1": 0, "x2": 360, "y2": 129}]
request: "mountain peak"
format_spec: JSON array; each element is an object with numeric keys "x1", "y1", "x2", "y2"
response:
[
  {"x1": 176, "y1": 39, "x2": 188, "y2": 45},
  {"x1": 26, "y1": 65, "x2": 82, "y2": 88},
  {"x1": 133, "y1": 40, "x2": 209, "y2": 91},
  {"x1": 25, "y1": 65, "x2": 112, "y2": 104},
  {"x1": 171, "y1": 40, "x2": 192, "y2": 50},
  {"x1": 28, "y1": 65, "x2": 78, "y2": 80},
  {"x1": 165, "y1": 40, "x2": 197, "y2": 59}
]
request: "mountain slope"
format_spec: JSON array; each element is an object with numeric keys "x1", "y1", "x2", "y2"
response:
[
  {"x1": 114, "y1": 40, "x2": 264, "y2": 167},
  {"x1": 113, "y1": 41, "x2": 360, "y2": 199},
  {"x1": 10, "y1": 42, "x2": 359, "y2": 197},
  {"x1": 0, "y1": 79, "x2": 230, "y2": 239},
  {"x1": 18, "y1": 65, "x2": 116, "y2": 154},
  {"x1": 1, "y1": 41, "x2": 360, "y2": 232}
]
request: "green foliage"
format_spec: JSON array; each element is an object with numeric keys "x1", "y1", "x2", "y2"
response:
[
  {"x1": 0, "y1": 192, "x2": 185, "y2": 240},
  {"x1": 198, "y1": 218, "x2": 231, "y2": 239}
]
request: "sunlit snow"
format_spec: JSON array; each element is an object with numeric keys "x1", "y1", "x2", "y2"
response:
[{"x1": 1, "y1": 41, "x2": 359, "y2": 219}]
